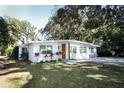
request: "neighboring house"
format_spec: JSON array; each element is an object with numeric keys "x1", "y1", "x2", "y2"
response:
[
  {"x1": 18, "y1": 40, "x2": 99, "y2": 62},
  {"x1": 17, "y1": 34, "x2": 32, "y2": 46}
]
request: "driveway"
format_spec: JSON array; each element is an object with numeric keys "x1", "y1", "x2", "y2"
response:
[
  {"x1": 65, "y1": 57, "x2": 124, "y2": 67},
  {"x1": 91, "y1": 57, "x2": 124, "y2": 63},
  {"x1": 91, "y1": 57, "x2": 124, "y2": 66}
]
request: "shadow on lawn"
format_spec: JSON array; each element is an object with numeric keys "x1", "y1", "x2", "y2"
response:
[{"x1": 1, "y1": 61, "x2": 124, "y2": 88}]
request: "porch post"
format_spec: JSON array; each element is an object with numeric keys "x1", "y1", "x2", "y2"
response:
[
  {"x1": 68, "y1": 43, "x2": 70, "y2": 60},
  {"x1": 94, "y1": 48, "x2": 97, "y2": 57},
  {"x1": 18, "y1": 45, "x2": 22, "y2": 60},
  {"x1": 87, "y1": 46, "x2": 90, "y2": 58}
]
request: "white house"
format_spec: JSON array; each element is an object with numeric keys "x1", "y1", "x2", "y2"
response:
[{"x1": 18, "y1": 40, "x2": 99, "y2": 62}]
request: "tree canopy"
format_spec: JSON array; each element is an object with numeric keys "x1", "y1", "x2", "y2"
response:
[
  {"x1": 42, "y1": 5, "x2": 124, "y2": 56},
  {"x1": 20, "y1": 20, "x2": 37, "y2": 43},
  {"x1": 0, "y1": 16, "x2": 38, "y2": 55}
]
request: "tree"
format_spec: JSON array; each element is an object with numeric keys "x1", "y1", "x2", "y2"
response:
[
  {"x1": 5, "y1": 17, "x2": 21, "y2": 45},
  {"x1": 0, "y1": 16, "x2": 21, "y2": 54},
  {"x1": 42, "y1": 5, "x2": 124, "y2": 57},
  {"x1": 0, "y1": 16, "x2": 38, "y2": 55},
  {"x1": 20, "y1": 20, "x2": 37, "y2": 43},
  {"x1": 0, "y1": 16, "x2": 8, "y2": 54}
]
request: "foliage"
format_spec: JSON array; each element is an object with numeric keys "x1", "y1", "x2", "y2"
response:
[
  {"x1": 0, "y1": 16, "x2": 37, "y2": 55},
  {"x1": 5, "y1": 17, "x2": 21, "y2": 42},
  {"x1": 5, "y1": 47, "x2": 13, "y2": 57},
  {"x1": 0, "y1": 17, "x2": 9, "y2": 54},
  {"x1": 20, "y1": 20, "x2": 37, "y2": 43},
  {"x1": 51, "y1": 60, "x2": 57, "y2": 62},
  {"x1": 0, "y1": 16, "x2": 20, "y2": 54},
  {"x1": 40, "y1": 60, "x2": 44, "y2": 63},
  {"x1": 42, "y1": 5, "x2": 124, "y2": 57}
]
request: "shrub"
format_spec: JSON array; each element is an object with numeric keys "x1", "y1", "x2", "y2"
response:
[
  {"x1": 51, "y1": 60, "x2": 57, "y2": 62},
  {"x1": 5, "y1": 47, "x2": 13, "y2": 57},
  {"x1": 97, "y1": 43, "x2": 112, "y2": 57},
  {"x1": 58, "y1": 58, "x2": 62, "y2": 61},
  {"x1": 97, "y1": 49, "x2": 112, "y2": 57},
  {"x1": 40, "y1": 60, "x2": 44, "y2": 63}
]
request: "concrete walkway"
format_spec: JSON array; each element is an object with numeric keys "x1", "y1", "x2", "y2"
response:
[
  {"x1": 65, "y1": 57, "x2": 124, "y2": 67},
  {"x1": 0, "y1": 56, "x2": 8, "y2": 60}
]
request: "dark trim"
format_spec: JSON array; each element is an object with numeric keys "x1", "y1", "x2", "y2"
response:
[
  {"x1": 61, "y1": 44, "x2": 66, "y2": 59},
  {"x1": 68, "y1": 43, "x2": 70, "y2": 60}
]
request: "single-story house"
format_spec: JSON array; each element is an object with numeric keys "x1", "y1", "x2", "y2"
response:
[{"x1": 18, "y1": 40, "x2": 99, "y2": 62}]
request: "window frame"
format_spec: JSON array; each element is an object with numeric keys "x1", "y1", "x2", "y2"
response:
[
  {"x1": 40, "y1": 45, "x2": 53, "y2": 54},
  {"x1": 22, "y1": 47, "x2": 28, "y2": 53},
  {"x1": 73, "y1": 46, "x2": 77, "y2": 53},
  {"x1": 46, "y1": 45, "x2": 53, "y2": 54},
  {"x1": 70, "y1": 46, "x2": 77, "y2": 53},
  {"x1": 89, "y1": 47, "x2": 94, "y2": 53},
  {"x1": 80, "y1": 46, "x2": 87, "y2": 53}
]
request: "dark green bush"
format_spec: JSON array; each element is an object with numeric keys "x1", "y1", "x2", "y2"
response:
[
  {"x1": 97, "y1": 49, "x2": 112, "y2": 57},
  {"x1": 51, "y1": 60, "x2": 57, "y2": 62},
  {"x1": 58, "y1": 58, "x2": 62, "y2": 61},
  {"x1": 40, "y1": 60, "x2": 44, "y2": 63},
  {"x1": 97, "y1": 42, "x2": 113, "y2": 57},
  {"x1": 5, "y1": 47, "x2": 13, "y2": 57}
]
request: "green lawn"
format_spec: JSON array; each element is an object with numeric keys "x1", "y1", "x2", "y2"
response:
[{"x1": 0, "y1": 61, "x2": 124, "y2": 88}]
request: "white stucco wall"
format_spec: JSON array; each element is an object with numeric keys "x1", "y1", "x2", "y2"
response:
[
  {"x1": 28, "y1": 41, "x2": 98, "y2": 62},
  {"x1": 69, "y1": 42, "x2": 97, "y2": 59},
  {"x1": 28, "y1": 42, "x2": 62, "y2": 62},
  {"x1": 69, "y1": 43, "x2": 89, "y2": 59},
  {"x1": 18, "y1": 46, "x2": 22, "y2": 60},
  {"x1": 28, "y1": 44, "x2": 35, "y2": 62}
]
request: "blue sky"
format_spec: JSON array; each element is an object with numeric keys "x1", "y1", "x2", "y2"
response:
[{"x1": 0, "y1": 5, "x2": 63, "y2": 29}]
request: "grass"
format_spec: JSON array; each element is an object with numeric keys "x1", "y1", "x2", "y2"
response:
[{"x1": 0, "y1": 60, "x2": 124, "y2": 88}]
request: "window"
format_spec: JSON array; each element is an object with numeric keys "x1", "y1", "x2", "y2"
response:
[
  {"x1": 72, "y1": 46, "x2": 77, "y2": 53},
  {"x1": 40, "y1": 45, "x2": 53, "y2": 54},
  {"x1": 47, "y1": 45, "x2": 53, "y2": 54},
  {"x1": 70, "y1": 46, "x2": 73, "y2": 53},
  {"x1": 80, "y1": 47, "x2": 87, "y2": 53},
  {"x1": 22, "y1": 47, "x2": 27, "y2": 53},
  {"x1": 70, "y1": 46, "x2": 77, "y2": 53},
  {"x1": 89, "y1": 47, "x2": 94, "y2": 53},
  {"x1": 40, "y1": 45, "x2": 46, "y2": 54}
]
